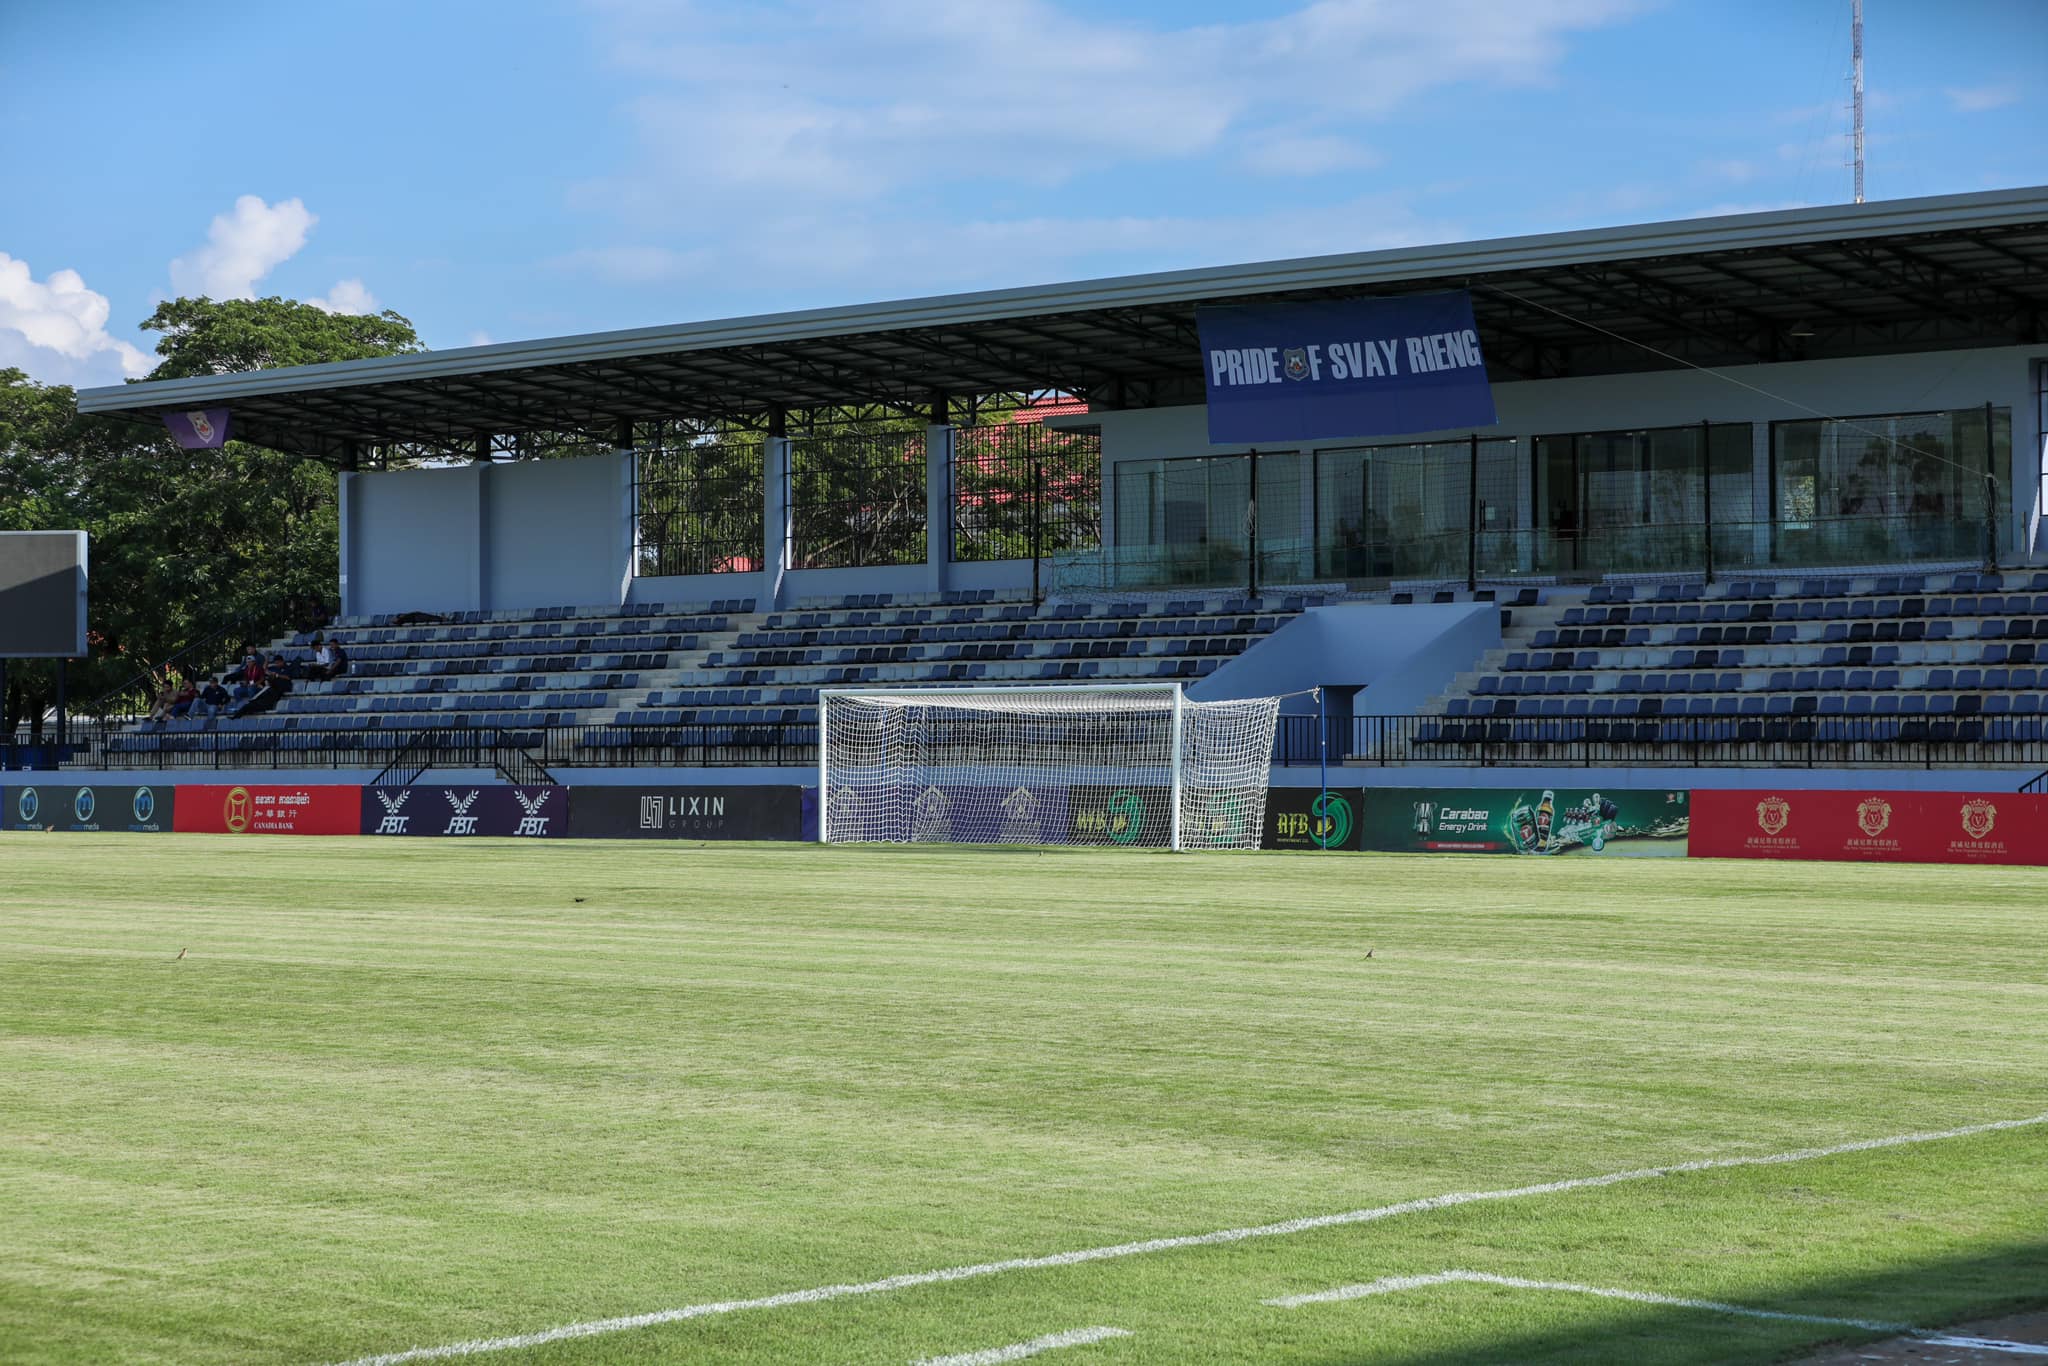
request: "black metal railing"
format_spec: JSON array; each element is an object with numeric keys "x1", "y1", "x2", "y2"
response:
[
  {"x1": 1274, "y1": 713, "x2": 2048, "y2": 771},
  {"x1": 2023, "y1": 768, "x2": 2048, "y2": 794},
  {"x1": 36, "y1": 713, "x2": 2048, "y2": 775},
  {"x1": 79, "y1": 721, "x2": 822, "y2": 772}
]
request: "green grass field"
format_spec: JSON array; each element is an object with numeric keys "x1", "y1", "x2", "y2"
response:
[{"x1": 1, "y1": 835, "x2": 2044, "y2": 1365}]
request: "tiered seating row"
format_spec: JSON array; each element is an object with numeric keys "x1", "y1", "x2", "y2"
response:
[
  {"x1": 328, "y1": 601, "x2": 753, "y2": 629},
  {"x1": 1415, "y1": 715, "x2": 2048, "y2": 745}
]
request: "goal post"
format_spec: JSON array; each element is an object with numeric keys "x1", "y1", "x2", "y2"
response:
[{"x1": 817, "y1": 682, "x2": 1281, "y2": 850}]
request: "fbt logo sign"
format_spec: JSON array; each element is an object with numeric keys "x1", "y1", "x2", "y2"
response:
[
  {"x1": 374, "y1": 789, "x2": 412, "y2": 835},
  {"x1": 443, "y1": 789, "x2": 480, "y2": 836},
  {"x1": 512, "y1": 789, "x2": 551, "y2": 837}
]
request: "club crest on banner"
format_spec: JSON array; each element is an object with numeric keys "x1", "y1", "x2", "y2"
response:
[
  {"x1": 1959, "y1": 798, "x2": 1996, "y2": 840},
  {"x1": 1282, "y1": 347, "x2": 1311, "y2": 381},
  {"x1": 1755, "y1": 795, "x2": 1791, "y2": 836},
  {"x1": 1310, "y1": 790, "x2": 1354, "y2": 849},
  {"x1": 912, "y1": 785, "x2": 951, "y2": 840},
  {"x1": 1856, "y1": 797, "x2": 1891, "y2": 838},
  {"x1": 187, "y1": 411, "x2": 215, "y2": 443},
  {"x1": 998, "y1": 785, "x2": 1042, "y2": 841}
]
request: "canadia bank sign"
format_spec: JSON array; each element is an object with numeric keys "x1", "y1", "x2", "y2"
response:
[{"x1": 1196, "y1": 291, "x2": 1497, "y2": 443}]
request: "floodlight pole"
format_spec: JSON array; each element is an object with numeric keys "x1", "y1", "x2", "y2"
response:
[
  {"x1": 1851, "y1": 0, "x2": 1865, "y2": 204},
  {"x1": 1168, "y1": 682, "x2": 1186, "y2": 852}
]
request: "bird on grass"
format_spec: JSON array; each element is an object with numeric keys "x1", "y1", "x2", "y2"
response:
[{"x1": 173, "y1": 948, "x2": 187, "y2": 960}]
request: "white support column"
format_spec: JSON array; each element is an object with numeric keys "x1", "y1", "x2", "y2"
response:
[
  {"x1": 472, "y1": 462, "x2": 491, "y2": 613},
  {"x1": 764, "y1": 435, "x2": 793, "y2": 611},
  {"x1": 926, "y1": 423, "x2": 952, "y2": 597}
]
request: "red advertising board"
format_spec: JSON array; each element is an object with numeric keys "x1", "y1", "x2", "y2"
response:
[
  {"x1": 1691, "y1": 789, "x2": 2048, "y2": 866},
  {"x1": 176, "y1": 784, "x2": 363, "y2": 836}
]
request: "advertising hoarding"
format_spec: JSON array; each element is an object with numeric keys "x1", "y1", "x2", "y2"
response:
[
  {"x1": 1261, "y1": 787, "x2": 1365, "y2": 851},
  {"x1": 177, "y1": 785, "x2": 362, "y2": 835},
  {"x1": 1359, "y1": 787, "x2": 1690, "y2": 856},
  {"x1": 1690, "y1": 789, "x2": 2048, "y2": 866},
  {"x1": 569, "y1": 786, "x2": 803, "y2": 840},
  {"x1": 361, "y1": 786, "x2": 564, "y2": 837},
  {"x1": 1, "y1": 782, "x2": 172, "y2": 832}
]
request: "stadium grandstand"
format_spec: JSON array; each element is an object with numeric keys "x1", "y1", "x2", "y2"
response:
[{"x1": 33, "y1": 185, "x2": 2048, "y2": 791}]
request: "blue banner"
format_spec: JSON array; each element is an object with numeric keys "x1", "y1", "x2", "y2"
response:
[{"x1": 1197, "y1": 291, "x2": 1496, "y2": 443}]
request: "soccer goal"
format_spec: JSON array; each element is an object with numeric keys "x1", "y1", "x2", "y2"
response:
[{"x1": 818, "y1": 683, "x2": 1282, "y2": 850}]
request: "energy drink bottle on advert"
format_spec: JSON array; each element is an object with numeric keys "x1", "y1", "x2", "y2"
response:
[
  {"x1": 1511, "y1": 800, "x2": 1538, "y2": 851},
  {"x1": 1535, "y1": 789, "x2": 1555, "y2": 850}
]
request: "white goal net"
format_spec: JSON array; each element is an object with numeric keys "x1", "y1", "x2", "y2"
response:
[{"x1": 819, "y1": 683, "x2": 1282, "y2": 850}]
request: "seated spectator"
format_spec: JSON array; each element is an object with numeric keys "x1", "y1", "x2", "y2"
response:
[
  {"x1": 229, "y1": 653, "x2": 267, "y2": 706},
  {"x1": 166, "y1": 678, "x2": 201, "y2": 720},
  {"x1": 266, "y1": 654, "x2": 296, "y2": 694},
  {"x1": 198, "y1": 678, "x2": 231, "y2": 718},
  {"x1": 326, "y1": 639, "x2": 349, "y2": 678},
  {"x1": 311, "y1": 633, "x2": 338, "y2": 681},
  {"x1": 148, "y1": 678, "x2": 182, "y2": 723}
]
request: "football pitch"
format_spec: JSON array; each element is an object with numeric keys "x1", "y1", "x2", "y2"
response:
[{"x1": 1, "y1": 835, "x2": 2043, "y2": 1365}]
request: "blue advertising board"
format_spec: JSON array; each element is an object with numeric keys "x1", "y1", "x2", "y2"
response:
[
  {"x1": 2, "y1": 781, "x2": 173, "y2": 832},
  {"x1": 1197, "y1": 291, "x2": 1497, "y2": 442}
]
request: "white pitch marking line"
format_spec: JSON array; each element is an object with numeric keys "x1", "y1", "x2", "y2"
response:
[
  {"x1": 326, "y1": 1110, "x2": 2048, "y2": 1366},
  {"x1": 1266, "y1": 1271, "x2": 2048, "y2": 1357},
  {"x1": 911, "y1": 1325, "x2": 1131, "y2": 1366}
]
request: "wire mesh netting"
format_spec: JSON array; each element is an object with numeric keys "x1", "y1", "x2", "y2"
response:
[
  {"x1": 635, "y1": 439, "x2": 765, "y2": 577},
  {"x1": 789, "y1": 431, "x2": 928, "y2": 569},
  {"x1": 821, "y1": 686, "x2": 1280, "y2": 850},
  {"x1": 950, "y1": 420, "x2": 1102, "y2": 564}
]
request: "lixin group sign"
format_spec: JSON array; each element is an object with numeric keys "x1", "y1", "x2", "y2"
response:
[{"x1": 1197, "y1": 291, "x2": 1497, "y2": 443}]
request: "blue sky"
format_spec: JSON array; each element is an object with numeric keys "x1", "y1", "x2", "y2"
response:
[{"x1": 1, "y1": 0, "x2": 2040, "y2": 388}]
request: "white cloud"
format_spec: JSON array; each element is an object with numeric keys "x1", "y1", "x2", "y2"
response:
[
  {"x1": 565, "y1": 192, "x2": 1464, "y2": 305},
  {"x1": 1240, "y1": 133, "x2": 1381, "y2": 177},
  {"x1": 1945, "y1": 84, "x2": 2019, "y2": 113},
  {"x1": 465, "y1": 330, "x2": 495, "y2": 348},
  {"x1": 306, "y1": 277, "x2": 379, "y2": 315},
  {"x1": 549, "y1": 244, "x2": 710, "y2": 284},
  {"x1": 168, "y1": 194, "x2": 317, "y2": 299},
  {"x1": 1700, "y1": 158, "x2": 1758, "y2": 183},
  {"x1": 578, "y1": 0, "x2": 1643, "y2": 213},
  {"x1": 0, "y1": 252, "x2": 152, "y2": 385}
]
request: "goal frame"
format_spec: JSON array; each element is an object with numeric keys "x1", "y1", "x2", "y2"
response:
[{"x1": 817, "y1": 682, "x2": 1191, "y2": 849}]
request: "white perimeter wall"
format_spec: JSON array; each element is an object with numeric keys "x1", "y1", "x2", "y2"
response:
[
  {"x1": 1087, "y1": 344, "x2": 2046, "y2": 562},
  {"x1": 341, "y1": 452, "x2": 633, "y2": 617}
]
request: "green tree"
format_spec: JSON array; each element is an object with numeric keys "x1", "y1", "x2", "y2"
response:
[
  {"x1": 3, "y1": 298, "x2": 422, "y2": 738},
  {"x1": 137, "y1": 296, "x2": 423, "y2": 378}
]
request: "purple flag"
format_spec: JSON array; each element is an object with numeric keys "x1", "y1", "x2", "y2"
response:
[{"x1": 163, "y1": 408, "x2": 232, "y2": 449}]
